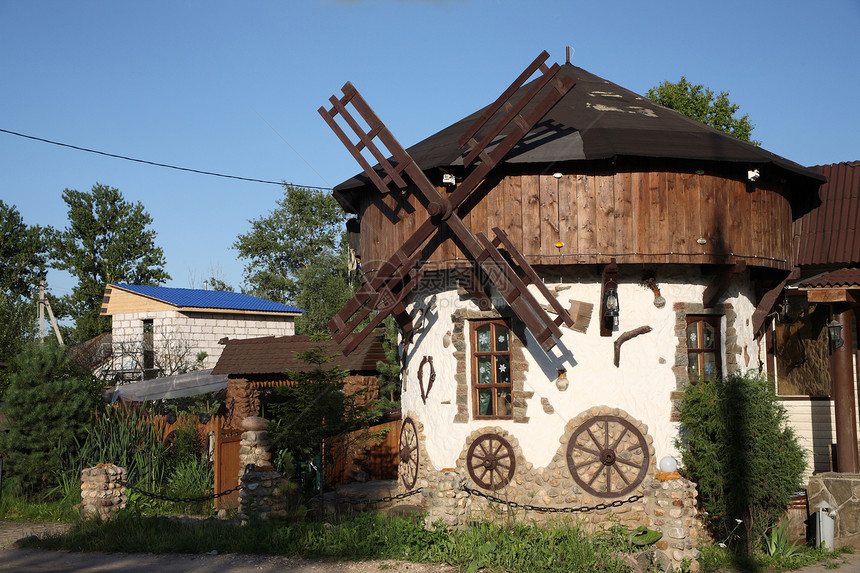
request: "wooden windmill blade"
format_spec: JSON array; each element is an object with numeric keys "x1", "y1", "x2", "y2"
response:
[{"x1": 321, "y1": 51, "x2": 576, "y2": 355}]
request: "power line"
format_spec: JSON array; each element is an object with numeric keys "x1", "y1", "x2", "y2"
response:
[{"x1": 0, "y1": 127, "x2": 333, "y2": 191}]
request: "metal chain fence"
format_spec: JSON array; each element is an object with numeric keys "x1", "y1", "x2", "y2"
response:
[
  {"x1": 464, "y1": 485, "x2": 643, "y2": 514},
  {"x1": 119, "y1": 464, "x2": 257, "y2": 504}
]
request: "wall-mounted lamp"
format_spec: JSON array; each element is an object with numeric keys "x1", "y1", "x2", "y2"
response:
[
  {"x1": 600, "y1": 258, "x2": 619, "y2": 337},
  {"x1": 748, "y1": 169, "x2": 760, "y2": 182},
  {"x1": 604, "y1": 288, "x2": 619, "y2": 325},
  {"x1": 828, "y1": 319, "x2": 844, "y2": 350}
]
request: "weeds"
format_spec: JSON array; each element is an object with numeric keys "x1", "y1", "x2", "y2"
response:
[{"x1": 24, "y1": 512, "x2": 634, "y2": 573}]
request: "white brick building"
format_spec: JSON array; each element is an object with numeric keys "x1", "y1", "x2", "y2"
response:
[{"x1": 100, "y1": 283, "x2": 302, "y2": 383}]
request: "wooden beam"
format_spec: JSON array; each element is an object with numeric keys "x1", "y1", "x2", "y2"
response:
[
  {"x1": 805, "y1": 288, "x2": 856, "y2": 303},
  {"x1": 751, "y1": 267, "x2": 800, "y2": 335},
  {"x1": 703, "y1": 261, "x2": 746, "y2": 309}
]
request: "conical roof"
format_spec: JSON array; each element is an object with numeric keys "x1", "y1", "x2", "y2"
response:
[{"x1": 334, "y1": 63, "x2": 824, "y2": 210}]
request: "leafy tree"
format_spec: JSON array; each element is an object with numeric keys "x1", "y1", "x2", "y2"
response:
[
  {"x1": 647, "y1": 77, "x2": 760, "y2": 145},
  {"x1": 0, "y1": 340, "x2": 102, "y2": 493},
  {"x1": 262, "y1": 345, "x2": 376, "y2": 485},
  {"x1": 206, "y1": 276, "x2": 234, "y2": 292},
  {"x1": 0, "y1": 200, "x2": 52, "y2": 298},
  {"x1": 676, "y1": 371, "x2": 805, "y2": 554},
  {"x1": 234, "y1": 185, "x2": 352, "y2": 335},
  {"x1": 293, "y1": 248, "x2": 353, "y2": 336},
  {"x1": 51, "y1": 183, "x2": 170, "y2": 344},
  {"x1": 0, "y1": 201, "x2": 52, "y2": 388}
]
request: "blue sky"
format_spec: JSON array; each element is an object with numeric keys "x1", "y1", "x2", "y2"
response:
[{"x1": 2, "y1": 0, "x2": 858, "y2": 302}]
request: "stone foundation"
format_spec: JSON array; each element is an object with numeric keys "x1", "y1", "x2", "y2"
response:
[
  {"x1": 80, "y1": 464, "x2": 127, "y2": 520},
  {"x1": 403, "y1": 408, "x2": 701, "y2": 572},
  {"x1": 807, "y1": 472, "x2": 860, "y2": 549}
]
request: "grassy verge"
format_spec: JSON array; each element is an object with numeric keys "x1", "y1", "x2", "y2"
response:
[
  {"x1": 698, "y1": 541, "x2": 853, "y2": 572},
  {"x1": 22, "y1": 512, "x2": 637, "y2": 573}
]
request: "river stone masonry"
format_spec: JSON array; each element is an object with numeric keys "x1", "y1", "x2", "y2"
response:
[
  {"x1": 80, "y1": 464, "x2": 127, "y2": 520},
  {"x1": 237, "y1": 416, "x2": 286, "y2": 524},
  {"x1": 406, "y1": 408, "x2": 701, "y2": 571}
]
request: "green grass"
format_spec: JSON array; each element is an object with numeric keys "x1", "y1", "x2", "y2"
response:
[
  {"x1": 0, "y1": 477, "x2": 81, "y2": 523},
  {"x1": 22, "y1": 512, "x2": 635, "y2": 573},
  {"x1": 698, "y1": 540, "x2": 853, "y2": 572}
]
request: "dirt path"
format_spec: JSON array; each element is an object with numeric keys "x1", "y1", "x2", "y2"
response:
[
  {"x1": 2, "y1": 520, "x2": 858, "y2": 572},
  {"x1": 0, "y1": 520, "x2": 458, "y2": 573}
]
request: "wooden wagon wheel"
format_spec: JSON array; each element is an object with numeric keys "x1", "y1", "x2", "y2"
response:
[
  {"x1": 466, "y1": 433, "x2": 516, "y2": 490},
  {"x1": 399, "y1": 417, "x2": 419, "y2": 490},
  {"x1": 566, "y1": 414, "x2": 650, "y2": 498}
]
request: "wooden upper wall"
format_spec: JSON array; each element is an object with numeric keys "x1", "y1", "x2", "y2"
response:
[{"x1": 356, "y1": 163, "x2": 795, "y2": 275}]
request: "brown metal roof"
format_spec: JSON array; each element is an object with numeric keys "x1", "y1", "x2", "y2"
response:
[
  {"x1": 793, "y1": 161, "x2": 860, "y2": 267},
  {"x1": 211, "y1": 332, "x2": 386, "y2": 376},
  {"x1": 334, "y1": 62, "x2": 825, "y2": 211},
  {"x1": 797, "y1": 267, "x2": 860, "y2": 289}
]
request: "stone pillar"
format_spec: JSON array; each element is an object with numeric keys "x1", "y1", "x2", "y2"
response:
[
  {"x1": 422, "y1": 470, "x2": 468, "y2": 529},
  {"x1": 645, "y1": 475, "x2": 701, "y2": 572},
  {"x1": 226, "y1": 379, "x2": 260, "y2": 429},
  {"x1": 237, "y1": 416, "x2": 285, "y2": 523},
  {"x1": 80, "y1": 464, "x2": 127, "y2": 520}
]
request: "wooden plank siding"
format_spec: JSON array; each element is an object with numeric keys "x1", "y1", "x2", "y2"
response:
[{"x1": 357, "y1": 169, "x2": 794, "y2": 272}]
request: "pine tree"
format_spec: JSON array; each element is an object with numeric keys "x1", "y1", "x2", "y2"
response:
[{"x1": 0, "y1": 341, "x2": 101, "y2": 493}]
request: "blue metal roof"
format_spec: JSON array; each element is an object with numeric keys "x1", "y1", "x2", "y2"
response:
[{"x1": 113, "y1": 284, "x2": 304, "y2": 313}]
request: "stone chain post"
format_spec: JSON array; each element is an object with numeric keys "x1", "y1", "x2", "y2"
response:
[
  {"x1": 80, "y1": 464, "x2": 127, "y2": 520},
  {"x1": 238, "y1": 416, "x2": 286, "y2": 524},
  {"x1": 422, "y1": 470, "x2": 469, "y2": 529},
  {"x1": 644, "y1": 475, "x2": 701, "y2": 572}
]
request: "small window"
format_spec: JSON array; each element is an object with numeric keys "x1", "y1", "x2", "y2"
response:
[
  {"x1": 471, "y1": 319, "x2": 512, "y2": 419},
  {"x1": 686, "y1": 315, "x2": 722, "y2": 382}
]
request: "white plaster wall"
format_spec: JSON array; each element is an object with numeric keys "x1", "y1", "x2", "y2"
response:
[{"x1": 401, "y1": 267, "x2": 761, "y2": 473}]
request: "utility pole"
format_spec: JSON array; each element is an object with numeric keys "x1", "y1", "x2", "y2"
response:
[{"x1": 38, "y1": 280, "x2": 64, "y2": 345}]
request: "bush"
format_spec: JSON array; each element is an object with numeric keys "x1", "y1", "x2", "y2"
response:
[
  {"x1": 0, "y1": 341, "x2": 101, "y2": 494},
  {"x1": 676, "y1": 371, "x2": 805, "y2": 553}
]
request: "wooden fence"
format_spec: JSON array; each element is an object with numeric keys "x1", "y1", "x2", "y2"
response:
[{"x1": 326, "y1": 419, "x2": 401, "y2": 484}]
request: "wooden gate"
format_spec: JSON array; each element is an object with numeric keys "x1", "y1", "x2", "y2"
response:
[{"x1": 213, "y1": 427, "x2": 243, "y2": 509}]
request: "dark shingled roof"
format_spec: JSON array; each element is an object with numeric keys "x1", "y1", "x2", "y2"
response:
[
  {"x1": 334, "y1": 63, "x2": 824, "y2": 212},
  {"x1": 793, "y1": 162, "x2": 860, "y2": 267},
  {"x1": 211, "y1": 332, "x2": 386, "y2": 376}
]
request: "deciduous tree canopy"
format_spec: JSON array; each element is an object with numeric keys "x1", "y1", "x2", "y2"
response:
[
  {"x1": 0, "y1": 200, "x2": 51, "y2": 386},
  {"x1": 52, "y1": 183, "x2": 169, "y2": 343},
  {"x1": 647, "y1": 77, "x2": 759, "y2": 145},
  {"x1": 234, "y1": 185, "x2": 353, "y2": 336}
]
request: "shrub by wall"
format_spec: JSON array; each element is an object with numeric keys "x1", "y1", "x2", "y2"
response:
[{"x1": 676, "y1": 371, "x2": 805, "y2": 552}]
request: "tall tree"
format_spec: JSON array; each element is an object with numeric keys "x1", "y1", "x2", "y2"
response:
[
  {"x1": 52, "y1": 183, "x2": 170, "y2": 343},
  {"x1": 0, "y1": 340, "x2": 101, "y2": 493},
  {"x1": 0, "y1": 201, "x2": 51, "y2": 388},
  {"x1": 235, "y1": 185, "x2": 353, "y2": 335},
  {"x1": 0, "y1": 200, "x2": 51, "y2": 298},
  {"x1": 647, "y1": 77, "x2": 760, "y2": 145}
]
